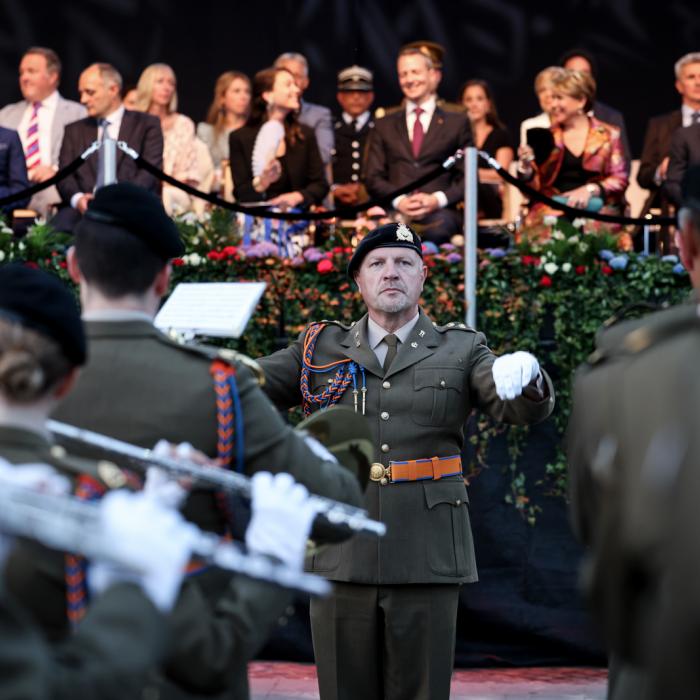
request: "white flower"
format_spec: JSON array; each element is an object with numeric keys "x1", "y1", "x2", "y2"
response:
[
  {"x1": 561, "y1": 262, "x2": 572, "y2": 273},
  {"x1": 0, "y1": 225, "x2": 13, "y2": 235},
  {"x1": 572, "y1": 218, "x2": 586, "y2": 229},
  {"x1": 568, "y1": 235, "x2": 579, "y2": 244},
  {"x1": 0, "y1": 251, "x2": 5, "y2": 262},
  {"x1": 543, "y1": 215, "x2": 558, "y2": 226},
  {"x1": 17, "y1": 242, "x2": 25, "y2": 251},
  {"x1": 552, "y1": 229, "x2": 565, "y2": 240},
  {"x1": 179, "y1": 212, "x2": 199, "y2": 225},
  {"x1": 544, "y1": 262, "x2": 559, "y2": 275},
  {"x1": 578, "y1": 242, "x2": 589, "y2": 253},
  {"x1": 185, "y1": 253, "x2": 201, "y2": 266}
]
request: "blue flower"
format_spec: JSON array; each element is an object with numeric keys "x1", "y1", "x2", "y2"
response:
[
  {"x1": 302, "y1": 247, "x2": 323, "y2": 262},
  {"x1": 439, "y1": 242, "x2": 457, "y2": 251},
  {"x1": 599, "y1": 249, "x2": 615, "y2": 261},
  {"x1": 609, "y1": 255, "x2": 628, "y2": 270},
  {"x1": 421, "y1": 241, "x2": 439, "y2": 255},
  {"x1": 662, "y1": 254, "x2": 679, "y2": 263},
  {"x1": 672, "y1": 262, "x2": 687, "y2": 275},
  {"x1": 446, "y1": 253, "x2": 462, "y2": 263},
  {"x1": 488, "y1": 248, "x2": 507, "y2": 258}
]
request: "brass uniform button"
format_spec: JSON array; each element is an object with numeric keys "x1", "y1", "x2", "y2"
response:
[
  {"x1": 382, "y1": 381, "x2": 391, "y2": 389},
  {"x1": 380, "y1": 411, "x2": 390, "y2": 420},
  {"x1": 381, "y1": 444, "x2": 390, "y2": 453},
  {"x1": 50, "y1": 445, "x2": 67, "y2": 459}
]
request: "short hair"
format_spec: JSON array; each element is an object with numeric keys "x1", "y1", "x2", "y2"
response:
[
  {"x1": 274, "y1": 52, "x2": 308, "y2": 76},
  {"x1": 89, "y1": 62, "x2": 123, "y2": 90},
  {"x1": 134, "y1": 63, "x2": 177, "y2": 113},
  {"x1": 558, "y1": 48, "x2": 599, "y2": 81},
  {"x1": 397, "y1": 47, "x2": 434, "y2": 70},
  {"x1": 679, "y1": 206, "x2": 700, "y2": 237},
  {"x1": 675, "y1": 52, "x2": 700, "y2": 79},
  {"x1": 0, "y1": 319, "x2": 73, "y2": 403},
  {"x1": 551, "y1": 68, "x2": 597, "y2": 112},
  {"x1": 534, "y1": 66, "x2": 566, "y2": 94},
  {"x1": 23, "y1": 46, "x2": 61, "y2": 76},
  {"x1": 73, "y1": 225, "x2": 166, "y2": 298}
]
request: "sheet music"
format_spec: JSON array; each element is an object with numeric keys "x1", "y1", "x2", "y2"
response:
[{"x1": 154, "y1": 282, "x2": 266, "y2": 338}]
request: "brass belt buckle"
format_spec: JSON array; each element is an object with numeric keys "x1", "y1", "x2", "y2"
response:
[{"x1": 370, "y1": 462, "x2": 391, "y2": 485}]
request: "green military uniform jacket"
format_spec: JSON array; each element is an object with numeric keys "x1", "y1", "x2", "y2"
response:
[
  {"x1": 51, "y1": 318, "x2": 362, "y2": 700},
  {"x1": 259, "y1": 311, "x2": 555, "y2": 585},
  {"x1": 0, "y1": 582, "x2": 166, "y2": 700},
  {"x1": 567, "y1": 301, "x2": 700, "y2": 700}
]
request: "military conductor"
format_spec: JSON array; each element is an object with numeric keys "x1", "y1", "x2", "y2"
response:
[{"x1": 258, "y1": 222, "x2": 555, "y2": 700}]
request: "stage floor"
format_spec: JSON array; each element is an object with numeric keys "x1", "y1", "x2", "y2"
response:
[{"x1": 249, "y1": 662, "x2": 607, "y2": 699}]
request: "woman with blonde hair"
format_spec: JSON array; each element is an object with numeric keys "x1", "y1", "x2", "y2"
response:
[
  {"x1": 197, "y1": 71, "x2": 251, "y2": 193},
  {"x1": 135, "y1": 63, "x2": 210, "y2": 214}
]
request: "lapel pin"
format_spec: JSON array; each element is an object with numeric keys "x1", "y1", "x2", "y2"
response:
[
  {"x1": 411, "y1": 342, "x2": 418, "y2": 348},
  {"x1": 418, "y1": 330, "x2": 425, "y2": 337}
]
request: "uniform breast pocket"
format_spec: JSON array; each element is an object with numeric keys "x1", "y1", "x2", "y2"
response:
[
  {"x1": 411, "y1": 366, "x2": 464, "y2": 426},
  {"x1": 423, "y1": 479, "x2": 472, "y2": 577}
]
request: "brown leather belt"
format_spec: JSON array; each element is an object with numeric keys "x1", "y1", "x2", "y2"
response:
[{"x1": 369, "y1": 455, "x2": 462, "y2": 485}]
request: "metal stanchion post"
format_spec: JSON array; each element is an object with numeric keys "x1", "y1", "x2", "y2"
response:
[
  {"x1": 97, "y1": 136, "x2": 118, "y2": 189},
  {"x1": 464, "y1": 147, "x2": 478, "y2": 329}
]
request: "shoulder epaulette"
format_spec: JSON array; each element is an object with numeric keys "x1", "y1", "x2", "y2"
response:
[
  {"x1": 432, "y1": 321, "x2": 475, "y2": 333},
  {"x1": 313, "y1": 319, "x2": 356, "y2": 332}
]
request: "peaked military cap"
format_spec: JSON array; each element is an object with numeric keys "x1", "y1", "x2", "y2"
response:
[
  {"x1": 0, "y1": 263, "x2": 86, "y2": 365},
  {"x1": 75, "y1": 182, "x2": 185, "y2": 260},
  {"x1": 682, "y1": 164, "x2": 700, "y2": 212},
  {"x1": 296, "y1": 406, "x2": 373, "y2": 489},
  {"x1": 337, "y1": 65, "x2": 374, "y2": 92},
  {"x1": 347, "y1": 222, "x2": 423, "y2": 278}
]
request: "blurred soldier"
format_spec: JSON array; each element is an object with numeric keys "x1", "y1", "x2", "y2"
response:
[
  {"x1": 331, "y1": 65, "x2": 374, "y2": 207},
  {"x1": 258, "y1": 222, "x2": 554, "y2": 700},
  {"x1": 567, "y1": 166, "x2": 700, "y2": 700}
]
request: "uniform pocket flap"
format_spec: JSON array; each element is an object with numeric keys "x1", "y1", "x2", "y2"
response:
[
  {"x1": 423, "y1": 478, "x2": 469, "y2": 509},
  {"x1": 413, "y1": 367, "x2": 464, "y2": 391}
]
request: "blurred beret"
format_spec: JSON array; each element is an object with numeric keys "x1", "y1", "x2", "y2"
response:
[
  {"x1": 682, "y1": 164, "x2": 700, "y2": 211},
  {"x1": 295, "y1": 406, "x2": 374, "y2": 490},
  {"x1": 337, "y1": 65, "x2": 373, "y2": 92},
  {"x1": 75, "y1": 182, "x2": 184, "y2": 260},
  {"x1": 400, "y1": 40, "x2": 445, "y2": 69},
  {"x1": 347, "y1": 222, "x2": 423, "y2": 278},
  {"x1": 0, "y1": 263, "x2": 86, "y2": 365}
]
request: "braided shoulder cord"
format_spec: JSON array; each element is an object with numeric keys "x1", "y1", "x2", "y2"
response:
[{"x1": 300, "y1": 323, "x2": 353, "y2": 415}]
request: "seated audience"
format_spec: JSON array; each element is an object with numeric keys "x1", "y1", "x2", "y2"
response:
[
  {"x1": 0, "y1": 126, "x2": 30, "y2": 216},
  {"x1": 331, "y1": 65, "x2": 375, "y2": 207},
  {"x1": 135, "y1": 63, "x2": 207, "y2": 215},
  {"x1": 519, "y1": 66, "x2": 563, "y2": 147},
  {"x1": 516, "y1": 69, "x2": 628, "y2": 239},
  {"x1": 459, "y1": 79, "x2": 514, "y2": 219},
  {"x1": 0, "y1": 46, "x2": 85, "y2": 216},
  {"x1": 638, "y1": 52, "x2": 700, "y2": 212},
  {"x1": 197, "y1": 71, "x2": 251, "y2": 194},
  {"x1": 559, "y1": 48, "x2": 631, "y2": 165},
  {"x1": 54, "y1": 63, "x2": 162, "y2": 232},
  {"x1": 122, "y1": 84, "x2": 139, "y2": 110},
  {"x1": 274, "y1": 53, "x2": 334, "y2": 165},
  {"x1": 228, "y1": 66, "x2": 328, "y2": 209}
]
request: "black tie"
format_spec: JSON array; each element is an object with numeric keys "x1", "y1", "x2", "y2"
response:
[
  {"x1": 383, "y1": 334, "x2": 399, "y2": 373},
  {"x1": 351, "y1": 118, "x2": 358, "y2": 131},
  {"x1": 692, "y1": 111, "x2": 700, "y2": 126}
]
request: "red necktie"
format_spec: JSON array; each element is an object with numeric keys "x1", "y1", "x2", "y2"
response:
[{"x1": 411, "y1": 106, "x2": 424, "y2": 159}]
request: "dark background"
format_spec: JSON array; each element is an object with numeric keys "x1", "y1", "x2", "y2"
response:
[{"x1": 1, "y1": 0, "x2": 699, "y2": 158}]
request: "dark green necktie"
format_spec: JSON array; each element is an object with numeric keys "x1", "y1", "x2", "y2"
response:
[{"x1": 383, "y1": 334, "x2": 399, "y2": 373}]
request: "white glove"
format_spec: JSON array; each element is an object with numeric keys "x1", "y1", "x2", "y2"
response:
[
  {"x1": 491, "y1": 351, "x2": 541, "y2": 400},
  {"x1": 144, "y1": 440, "x2": 197, "y2": 508},
  {"x1": 88, "y1": 491, "x2": 198, "y2": 612},
  {"x1": 245, "y1": 472, "x2": 318, "y2": 571}
]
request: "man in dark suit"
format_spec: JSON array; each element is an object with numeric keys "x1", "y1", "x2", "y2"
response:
[
  {"x1": 638, "y1": 52, "x2": 700, "y2": 211},
  {"x1": 0, "y1": 126, "x2": 30, "y2": 215},
  {"x1": 365, "y1": 47, "x2": 472, "y2": 244},
  {"x1": 663, "y1": 123, "x2": 700, "y2": 206},
  {"x1": 53, "y1": 63, "x2": 162, "y2": 232}
]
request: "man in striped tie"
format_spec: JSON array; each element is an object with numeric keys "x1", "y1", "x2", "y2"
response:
[{"x1": 0, "y1": 47, "x2": 86, "y2": 215}]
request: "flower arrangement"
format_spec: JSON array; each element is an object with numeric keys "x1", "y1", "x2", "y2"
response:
[{"x1": 0, "y1": 212, "x2": 690, "y2": 521}]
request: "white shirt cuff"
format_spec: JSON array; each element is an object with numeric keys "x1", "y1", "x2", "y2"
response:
[
  {"x1": 70, "y1": 193, "x2": 85, "y2": 209},
  {"x1": 392, "y1": 194, "x2": 406, "y2": 210},
  {"x1": 433, "y1": 191, "x2": 448, "y2": 209}
]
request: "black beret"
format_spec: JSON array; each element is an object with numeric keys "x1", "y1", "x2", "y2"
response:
[
  {"x1": 75, "y1": 182, "x2": 185, "y2": 259},
  {"x1": 347, "y1": 222, "x2": 423, "y2": 278},
  {"x1": 0, "y1": 263, "x2": 86, "y2": 366},
  {"x1": 682, "y1": 164, "x2": 700, "y2": 211}
]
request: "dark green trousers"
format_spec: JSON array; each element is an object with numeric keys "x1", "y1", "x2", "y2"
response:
[{"x1": 310, "y1": 582, "x2": 460, "y2": 700}]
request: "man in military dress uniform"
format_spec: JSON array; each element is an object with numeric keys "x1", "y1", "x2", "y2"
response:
[
  {"x1": 330, "y1": 65, "x2": 375, "y2": 207},
  {"x1": 46, "y1": 182, "x2": 363, "y2": 700},
  {"x1": 258, "y1": 222, "x2": 555, "y2": 700},
  {"x1": 567, "y1": 166, "x2": 700, "y2": 700}
]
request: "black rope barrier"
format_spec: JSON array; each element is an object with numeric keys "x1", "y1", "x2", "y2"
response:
[{"x1": 476, "y1": 150, "x2": 677, "y2": 227}]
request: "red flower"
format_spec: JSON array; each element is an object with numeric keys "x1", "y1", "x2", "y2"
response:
[
  {"x1": 24, "y1": 262, "x2": 39, "y2": 269},
  {"x1": 222, "y1": 246, "x2": 238, "y2": 257},
  {"x1": 539, "y1": 275, "x2": 552, "y2": 287},
  {"x1": 521, "y1": 255, "x2": 541, "y2": 266},
  {"x1": 316, "y1": 259, "x2": 335, "y2": 274},
  {"x1": 601, "y1": 264, "x2": 613, "y2": 275},
  {"x1": 332, "y1": 246, "x2": 345, "y2": 254},
  {"x1": 172, "y1": 257, "x2": 185, "y2": 266},
  {"x1": 207, "y1": 250, "x2": 224, "y2": 261},
  {"x1": 575, "y1": 265, "x2": 587, "y2": 275},
  {"x1": 59, "y1": 261, "x2": 67, "y2": 269}
]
